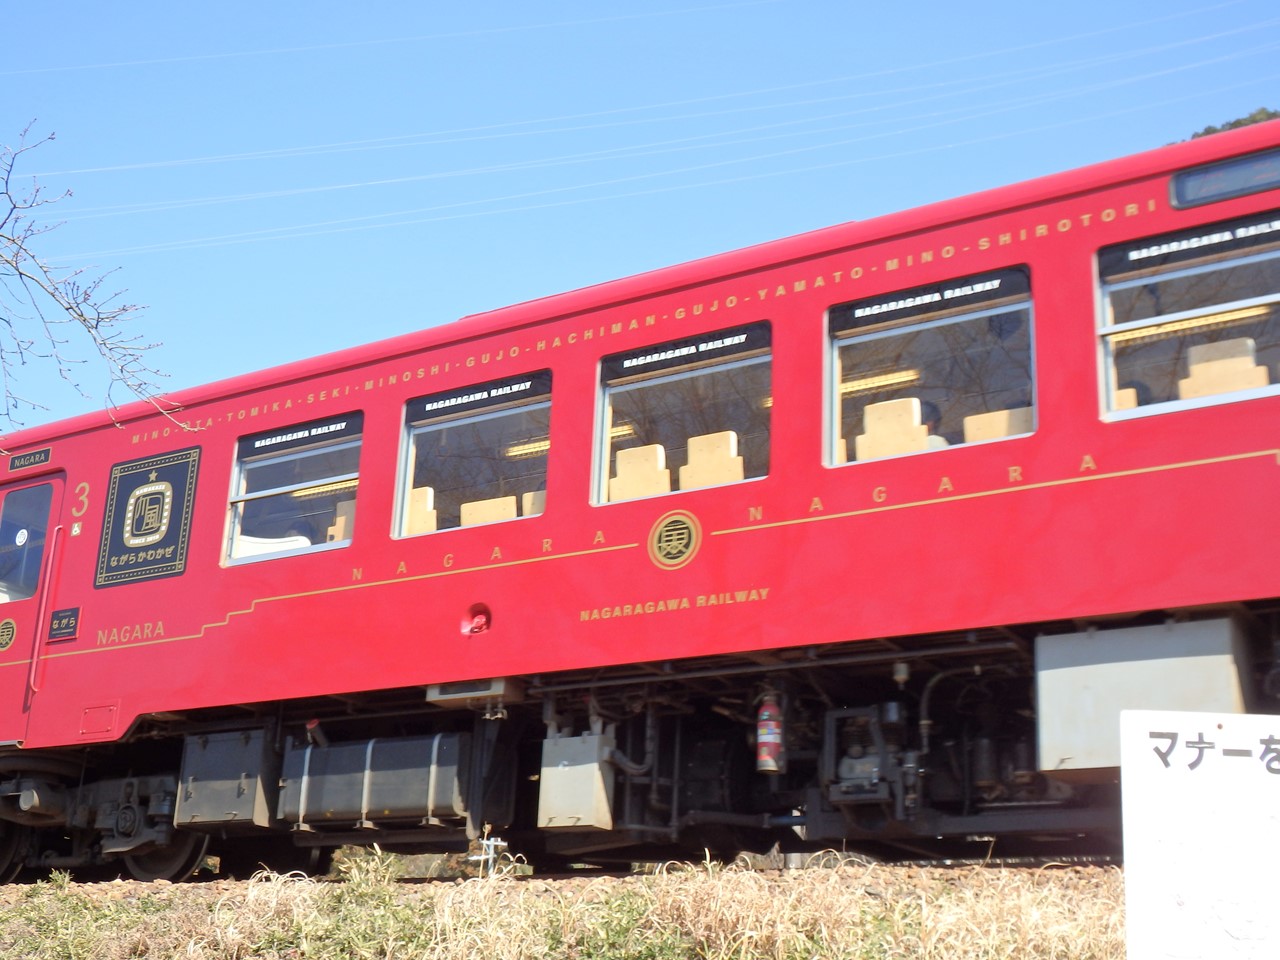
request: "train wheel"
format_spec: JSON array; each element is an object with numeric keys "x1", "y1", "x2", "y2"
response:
[
  {"x1": 0, "y1": 823, "x2": 28, "y2": 882},
  {"x1": 122, "y1": 832, "x2": 210, "y2": 882}
]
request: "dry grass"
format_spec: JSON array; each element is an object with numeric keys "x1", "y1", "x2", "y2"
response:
[{"x1": 0, "y1": 854, "x2": 1125, "y2": 959}]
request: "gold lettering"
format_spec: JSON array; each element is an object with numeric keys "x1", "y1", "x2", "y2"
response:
[
  {"x1": 938, "y1": 476, "x2": 953, "y2": 493},
  {"x1": 490, "y1": 546, "x2": 503, "y2": 561},
  {"x1": 352, "y1": 568, "x2": 363, "y2": 581},
  {"x1": 1009, "y1": 466, "x2": 1023, "y2": 483},
  {"x1": 396, "y1": 561, "x2": 408, "y2": 575},
  {"x1": 96, "y1": 621, "x2": 164, "y2": 646},
  {"x1": 809, "y1": 497, "x2": 824, "y2": 513},
  {"x1": 749, "y1": 505, "x2": 764, "y2": 521},
  {"x1": 593, "y1": 530, "x2": 606, "y2": 545},
  {"x1": 542, "y1": 538, "x2": 552, "y2": 553},
  {"x1": 443, "y1": 553, "x2": 455, "y2": 568},
  {"x1": 1080, "y1": 454, "x2": 1097, "y2": 472},
  {"x1": 873, "y1": 486, "x2": 887, "y2": 503}
]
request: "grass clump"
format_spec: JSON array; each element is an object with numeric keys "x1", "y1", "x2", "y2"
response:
[{"x1": 0, "y1": 857, "x2": 1125, "y2": 959}]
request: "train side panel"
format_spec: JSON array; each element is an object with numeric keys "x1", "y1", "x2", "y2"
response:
[
  {"x1": 0, "y1": 122, "x2": 1275, "y2": 874},
  {"x1": 15, "y1": 153, "x2": 1278, "y2": 747}
]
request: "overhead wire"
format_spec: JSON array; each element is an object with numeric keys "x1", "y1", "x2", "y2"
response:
[
  {"x1": 30, "y1": 1, "x2": 1267, "y2": 180},
  {"x1": 25, "y1": 2, "x2": 1278, "y2": 260},
  {"x1": 49, "y1": 17, "x2": 1280, "y2": 229}
]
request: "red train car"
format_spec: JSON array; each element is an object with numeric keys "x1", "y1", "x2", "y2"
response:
[{"x1": 1, "y1": 122, "x2": 1278, "y2": 878}]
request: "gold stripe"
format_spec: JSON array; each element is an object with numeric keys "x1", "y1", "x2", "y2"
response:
[
  {"x1": 712, "y1": 448, "x2": 1280, "y2": 535},
  {"x1": 3, "y1": 542, "x2": 640, "y2": 669},
  {"x1": 9, "y1": 445, "x2": 1278, "y2": 672}
]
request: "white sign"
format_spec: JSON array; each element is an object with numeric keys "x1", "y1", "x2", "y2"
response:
[{"x1": 1122, "y1": 709, "x2": 1280, "y2": 959}]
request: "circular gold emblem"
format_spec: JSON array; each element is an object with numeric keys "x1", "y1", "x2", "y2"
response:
[
  {"x1": 648, "y1": 510, "x2": 701, "y2": 570},
  {"x1": 0, "y1": 619, "x2": 16, "y2": 652}
]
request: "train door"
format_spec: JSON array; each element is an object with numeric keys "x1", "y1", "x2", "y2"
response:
[{"x1": 0, "y1": 476, "x2": 63, "y2": 742}]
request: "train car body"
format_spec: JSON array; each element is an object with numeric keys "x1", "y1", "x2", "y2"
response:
[{"x1": 1, "y1": 122, "x2": 1278, "y2": 878}]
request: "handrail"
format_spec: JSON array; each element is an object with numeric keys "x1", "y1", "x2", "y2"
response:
[{"x1": 26, "y1": 523, "x2": 64, "y2": 698}]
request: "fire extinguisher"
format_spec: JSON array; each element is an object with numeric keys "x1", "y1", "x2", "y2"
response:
[{"x1": 756, "y1": 691, "x2": 786, "y2": 774}]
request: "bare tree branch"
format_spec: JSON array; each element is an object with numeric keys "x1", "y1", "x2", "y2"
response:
[{"x1": 1, "y1": 122, "x2": 168, "y2": 429}]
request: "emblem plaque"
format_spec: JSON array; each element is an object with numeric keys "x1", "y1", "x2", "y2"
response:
[{"x1": 648, "y1": 510, "x2": 701, "y2": 570}]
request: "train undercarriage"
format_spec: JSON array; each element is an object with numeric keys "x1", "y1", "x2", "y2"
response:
[{"x1": 0, "y1": 609, "x2": 1273, "y2": 881}]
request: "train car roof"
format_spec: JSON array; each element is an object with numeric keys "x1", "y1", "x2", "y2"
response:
[{"x1": 4, "y1": 119, "x2": 1278, "y2": 452}]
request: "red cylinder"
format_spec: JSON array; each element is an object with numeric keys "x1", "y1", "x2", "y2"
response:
[{"x1": 756, "y1": 694, "x2": 786, "y2": 774}]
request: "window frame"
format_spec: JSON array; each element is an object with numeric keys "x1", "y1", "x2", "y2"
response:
[
  {"x1": 594, "y1": 321, "x2": 772, "y2": 505},
  {"x1": 828, "y1": 266, "x2": 1036, "y2": 465},
  {"x1": 1097, "y1": 209, "x2": 1280, "y2": 421},
  {"x1": 396, "y1": 371, "x2": 552, "y2": 537},
  {"x1": 226, "y1": 413, "x2": 363, "y2": 564},
  {"x1": 0, "y1": 482, "x2": 54, "y2": 603}
]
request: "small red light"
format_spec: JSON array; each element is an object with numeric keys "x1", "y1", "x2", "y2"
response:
[{"x1": 461, "y1": 603, "x2": 493, "y2": 635}]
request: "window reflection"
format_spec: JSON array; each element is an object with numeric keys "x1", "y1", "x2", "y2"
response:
[
  {"x1": 830, "y1": 268, "x2": 1035, "y2": 461},
  {"x1": 401, "y1": 372, "x2": 551, "y2": 534},
  {"x1": 599, "y1": 323, "x2": 771, "y2": 502},
  {"x1": 228, "y1": 415, "x2": 362, "y2": 561},
  {"x1": 1101, "y1": 213, "x2": 1280, "y2": 411},
  {"x1": 0, "y1": 483, "x2": 53, "y2": 602}
]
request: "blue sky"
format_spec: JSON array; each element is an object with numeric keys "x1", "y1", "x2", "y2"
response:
[{"x1": 4, "y1": 0, "x2": 1278, "y2": 429}]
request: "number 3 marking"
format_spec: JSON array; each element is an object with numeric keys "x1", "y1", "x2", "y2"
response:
[{"x1": 72, "y1": 482, "x2": 90, "y2": 517}]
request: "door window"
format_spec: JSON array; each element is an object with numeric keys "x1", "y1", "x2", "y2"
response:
[{"x1": 0, "y1": 484, "x2": 53, "y2": 603}]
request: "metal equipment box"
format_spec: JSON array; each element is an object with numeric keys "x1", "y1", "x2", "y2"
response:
[
  {"x1": 277, "y1": 733, "x2": 470, "y2": 828},
  {"x1": 175, "y1": 729, "x2": 280, "y2": 829},
  {"x1": 537, "y1": 731, "x2": 616, "y2": 831},
  {"x1": 1036, "y1": 617, "x2": 1250, "y2": 775}
]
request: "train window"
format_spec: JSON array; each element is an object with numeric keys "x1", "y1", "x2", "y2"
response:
[
  {"x1": 1171, "y1": 147, "x2": 1280, "y2": 209},
  {"x1": 0, "y1": 483, "x2": 53, "y2": 603},
  {"x1": 399, "y1": 372, "x2": 551, "y2": 535},
  {"x1": 227, "y1": 414, "x2": 362, "y2": 562},
  {"x1": 1100, "y1": 209, "x2": 1280, "y2": 414},
  {"x1": 829, "y1": 267, "x2": 1034, "y2": 462},
  {"x1": 598, "y1": 322, "x2": 771, "y2": 503}
]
